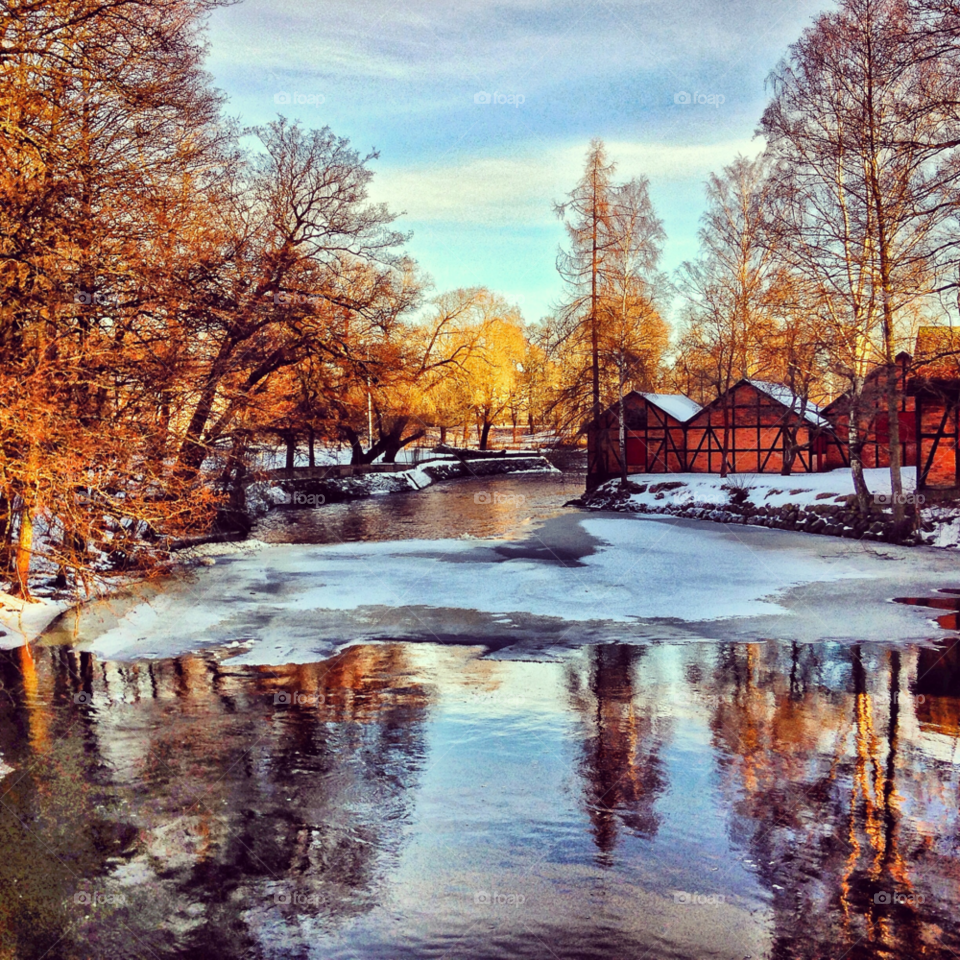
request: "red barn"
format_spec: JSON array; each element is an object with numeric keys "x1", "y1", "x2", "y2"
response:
[
  {"x1": 684, "y1": 380, "x2": 830, "y2": 474},
  {"x1": 820, "y1": 353, "x2": 916, "y2": 471},
  {"x1": 587, "y1": 392, "x2": 701, "y2": 483},
  {"x1": 909, "y1": 327, "x2": 960, "y2": 491}
]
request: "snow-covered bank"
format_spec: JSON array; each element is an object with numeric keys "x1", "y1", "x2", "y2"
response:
[
  {"x1": 579, "y1": 469, "x2": 960, "y2": 548},
  {"x1": 0, "y1": 592, "x2": 72, "y2": 648},
  {"x1": 246, "y1": 455, "x2": 560, "y2": 516},
  {"x1": 48, "y1": 510, "x2": 960, "y2": 664}
]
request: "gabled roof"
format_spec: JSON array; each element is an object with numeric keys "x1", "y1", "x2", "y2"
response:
[
  {"x1": 639, "y1": 393, "x2": 702, "y2": 423},
  {"x1": 746, "y1": 380, "x2": 830, "y2": 427}
]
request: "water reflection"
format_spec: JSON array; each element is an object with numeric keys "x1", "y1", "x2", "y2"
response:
[
  {"x1": 0, "y1": 644, "x2": 432, "y2": 959},
  {"x1": 567, "y1": 645, "x2": 668, "y2": 859},
  {"x1": 253, "y1": 472, "x2": 585, "y2": 545},
  {"x1": 2, "y1": 638, "x2": 960, "y2": 958}
]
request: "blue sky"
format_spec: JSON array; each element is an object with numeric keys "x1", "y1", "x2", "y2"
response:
[{"x1": 205, "y1": 0, "x2": 830, "y2": 325}]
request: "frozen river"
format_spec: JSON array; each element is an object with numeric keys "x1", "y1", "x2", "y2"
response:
[{"x1": 4, "y1": 468, "x2": 960, "y2": 959}]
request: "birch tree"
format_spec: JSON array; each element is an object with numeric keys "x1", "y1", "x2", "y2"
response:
[{"x1": 761, "y1": 0, "x2": 960, "y2": 519}]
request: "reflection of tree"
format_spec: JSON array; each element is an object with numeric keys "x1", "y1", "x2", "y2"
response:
[
  {"x1": 0, "y1": 642, "x2": 431, "y2": 959},
  {"x1": 703, "y1": 641, "x2": 957, "y2": 960},
  {"x1": 567, "y1": 644, "x2": 668, "y2": 861}
]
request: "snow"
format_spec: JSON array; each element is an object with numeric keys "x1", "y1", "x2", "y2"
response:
[
  {"x1": 641, "y1": 393, "x2": 702, "y2": 423},
  {"x1": 593, "y1": 469, "x2": 960, "y2": 545},
  {"x1": 619, "y1": 467, "x2": 915, "y2": 510},
  {"x1": 63, "y1": 507, "x2": 960, "y2": 665},
  {"x1": 0, "y1": 592, "x2": 72, "y2": 648},
  {"x1": 746, "y1": 380, "x2": 831, "y2": 427}
]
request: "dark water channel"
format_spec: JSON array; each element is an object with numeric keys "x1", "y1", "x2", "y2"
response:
[{"x1": 2, "y1": 467, "x2": 960, "y2": 959}]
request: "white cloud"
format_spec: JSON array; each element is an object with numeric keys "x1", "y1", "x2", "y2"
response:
[{"x1": 370, "y1": 138, "x2": 766, "y2": 226}]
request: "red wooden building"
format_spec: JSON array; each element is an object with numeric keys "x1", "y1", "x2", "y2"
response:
[
  {"x1": 587, "y1": 392, "x2": 701, "y2": 482},
  {"x1": 820, "y1": 353, "x2": 916, "y2": 471},
  {"x1": 909, "y1": 327, "x2": 960, "y2": 491},
  {"x1": 683, "y1": 380, "x2": 830, "y2": 474}
]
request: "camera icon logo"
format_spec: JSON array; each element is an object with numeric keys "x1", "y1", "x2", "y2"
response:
[
  {"x1": 474, "y1": 91, "x2": 491, "y2": 104},
  {"x1": 73, "y1": 691, "x2": 92, "y2": 705},
  {"x1": 874, "y1": 891, "x2": 891, "y2": 904},
  {"x1": 274, "y1": 91, "x2": 291, "y2": 104},
  {"x1": 75, "y1": 291, "x2": 94, "y2": 304},
  {"x1": 273, "y1": 692, "x2": 292, "y2": 705},
  {"x1": 474, "y1": 891, "x2": 491, "y2": 904},
  {"x1": 474, "y1": 492, "x2": 492, "y2": 504},
  {"x1": 674, "y1": 91, "x2": 691, "y2": 104},
  {"x1": 274, "y1": 891, "x2": 292, "y2": 905},
  {"x1": 74, "y1": 891, "x2": 92, "y2": 905}
]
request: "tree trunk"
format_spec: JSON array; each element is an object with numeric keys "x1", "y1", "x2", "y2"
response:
[
  {"x1": 780, "y1": 425, "x2": 797, "y2": 476},
  {"x1": 479, "y1": 421, "x2": 492, "y2": 451},
  {"x1": 285, "y1": 434, "x2": 296, "y2": 472},
  {"x1": 11, "y1": 503, "x2": 34, "y2": 601},
  {"x1": 308, "y1": 427, "x2": 316, "y2": 468},
  {"x1": 847, "y1": 385, "x2": 871, "y2": 513},
  {"x1": 884, "y1": 360, "x2": 905, "y2": 523},
  {"x1": 720, "y1": 392, "x2": 732, "y2": 478},
  {"x1": 618, "y1": 373, "x2": 628, "y2": 487}
]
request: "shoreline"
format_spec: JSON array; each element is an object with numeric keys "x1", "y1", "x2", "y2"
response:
[{"x1": 575, "y1": 469, "x2": 960, "y2": 548}]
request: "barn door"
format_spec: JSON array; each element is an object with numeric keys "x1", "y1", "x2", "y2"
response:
[{"x1": 626, "y1": 435, "x2": 647, "y2": 472}]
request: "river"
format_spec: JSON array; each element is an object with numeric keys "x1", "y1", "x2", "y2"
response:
[{"x1": 1, "y1": 466, "x2": 959, "y2": 959}]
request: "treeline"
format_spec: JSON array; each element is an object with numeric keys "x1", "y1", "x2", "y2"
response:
[
  {"x1": 550, "y1": 0, "x2": 960, "y2": 520},
  {"x1": 5, "y1": 0, "x2": 960, "y2": 598},
  {"x1": 0, "y1": 0, "x2": 568, "y2": 597}
]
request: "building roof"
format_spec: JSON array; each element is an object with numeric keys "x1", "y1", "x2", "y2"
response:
[
  {"x1": 745, "y1": 380, "x2": 831, "y2": 428},
  {"x1": 639, "y1": 393, "x2": 702, "y2": 423}
]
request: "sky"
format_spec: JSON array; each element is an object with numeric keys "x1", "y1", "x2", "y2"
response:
[{"x1": 204, "y1": 0, "x2": 831, "y2": 326}]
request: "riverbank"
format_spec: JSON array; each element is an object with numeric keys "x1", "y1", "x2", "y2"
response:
[
  {"x1": 576, "y1": 468, "x2": 960, "y2": 548},
  {"x1": 245, "y1": 454, "x2": 560, "y2": 515},
  {"x1": 0, "y1": 458, "x2": 564, "y2": 647}
]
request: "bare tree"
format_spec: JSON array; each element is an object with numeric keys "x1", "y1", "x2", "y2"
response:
[
  {"x1": 675, "y1": 154, "x2": 778, "y2": 477},
  {"x1": 761, "y1": 0, "x2": 960, "y2": 520}
]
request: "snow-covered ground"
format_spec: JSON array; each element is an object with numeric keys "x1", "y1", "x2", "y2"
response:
[
  {"x1": 590, "y1": 468, "x2": 960, "y2": 548},
  {"x1": 0, "y1": 591, "x2": 73, "y2": 649},
  {"x1": 615, "y1": 467, "x2": 914, "y2": 508}
]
